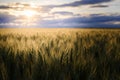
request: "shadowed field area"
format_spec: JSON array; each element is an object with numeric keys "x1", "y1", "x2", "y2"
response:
[{"x1": 0, "y1": 28, "x2": 120, "y2": 80}]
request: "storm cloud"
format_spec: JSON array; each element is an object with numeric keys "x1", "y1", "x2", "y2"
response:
[
  {"x1": 0, "y1": 13, "x2": 16, "y2": 23},
  {"x1": 0, "y1": 13, "x2": 120, "y2": 28},
  {"x1": 0, "y1": 5, "x2": 10, "y2": 9},
  {"x1": 59, "y1": 0, "x2": 113, "y2": 7},
  {"x1": 90, "y1": 5, "x2": 109, "y2": 8},
  {"x1": 52, "y1": 11, "x2": 74, "y2": 15},
  {"x1": 45, "y1": 0, "x2": 113, "y2": 8},
  {"x1": 37, "y1": 14, "x2": 120, "y2": 28}
]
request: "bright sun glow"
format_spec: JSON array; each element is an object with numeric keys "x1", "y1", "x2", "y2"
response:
[{"x1": 23, "y1": 10, "x2": 37, "y2": 17}]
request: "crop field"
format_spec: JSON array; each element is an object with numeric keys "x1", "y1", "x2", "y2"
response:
[{"x1": 0, "y1": 28, "x2": 120, "y2": 80}]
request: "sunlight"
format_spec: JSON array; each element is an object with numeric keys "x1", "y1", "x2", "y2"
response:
[{"x1": 23, "y1": 10, "x2": 37, "y2": 18}]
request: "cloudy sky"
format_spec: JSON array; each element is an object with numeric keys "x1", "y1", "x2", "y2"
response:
[{"x1": 0, "y1": 0, "x2": 120, "y2": 28}]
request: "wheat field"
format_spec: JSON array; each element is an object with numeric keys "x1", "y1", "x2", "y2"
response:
[{"x1": 0, "y1": 28, "x2": 120, "y2": 80}]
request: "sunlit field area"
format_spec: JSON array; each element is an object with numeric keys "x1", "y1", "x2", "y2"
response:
[{"x1": 0, "y1": 28, "x2": 120, "y2": 80}]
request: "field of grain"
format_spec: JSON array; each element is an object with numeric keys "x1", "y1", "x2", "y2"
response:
[{"x1": 0, "y1": 28, "x2": 120, "y2": 80}]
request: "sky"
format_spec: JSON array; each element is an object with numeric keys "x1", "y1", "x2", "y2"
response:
[{"x1": 0, "y1": 0, "x2": 120, "y2": 28}]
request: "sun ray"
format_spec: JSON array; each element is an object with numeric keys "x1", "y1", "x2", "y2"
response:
[{"x1": 22, "y1": 10, "x2": 37, "y2": 18}]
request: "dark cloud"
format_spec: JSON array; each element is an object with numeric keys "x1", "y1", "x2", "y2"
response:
[
  {"x1": 37, "y1": 14, "x2": 120, "y2": 28},
  {"x1": 0, "y1": 13, "x2": 16, "y2": 23},
  {"x1": 0, "y1": 5, "x2": 10, "y2": 9},
  {"x1": 60, "y1": 0, "x2": 113, "y2": 7},
  {"x1": 45, "y1": 0, "x2": 113, "y2": 8},
  {"x1": 0, "y1": 3, "x2": 32, "y2": 10},
  {"x1": 0, "y1": 12, "x2": 120, "y2": 28},
  {"x1": 66, "y1": 15, "x2": 120, "y2": 24},
  {"x1": 52, "y1": 11, "x2": 74, "y2": 15},
  {"x1": 91, "y1": 5, "x2": 109, "y2": 8},
  {"x1": 0, "y1": 0, "x2": 112, "y2": 12}
]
